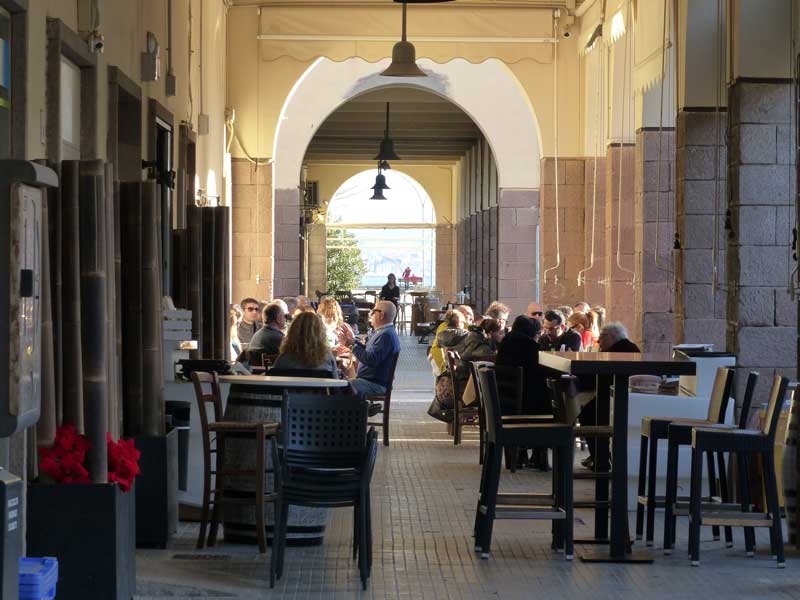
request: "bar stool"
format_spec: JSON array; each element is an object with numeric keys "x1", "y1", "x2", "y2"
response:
[
  {"x1": 634, "y1": 367, "x2": 737, "y2": 547},
  {"x1": 473, "y1": 365, "x2": 575, "y2": 560},
  {"x1": 662, "y1": 368, "x2": 742, "y2": 553},
  {"x1": 688, "y1": 374, "x2": 789, "y2": 567},
  {"x1": 190, "y1": 372, "x2": 282, "y2": 586}
]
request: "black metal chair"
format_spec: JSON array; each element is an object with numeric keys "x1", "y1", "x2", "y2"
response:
[
  {"x1": 662, "y1": 367, "x2": 737, "y2": 553},
  {"x1": 274, "y1": 392, "x2": 378, "y2": 589},
  {"x1": 688, "y1": 374, "x2": 790, "y2": 567},
  {"x1": 473, "y1": 365, "x2": 575, "y2": 560}
]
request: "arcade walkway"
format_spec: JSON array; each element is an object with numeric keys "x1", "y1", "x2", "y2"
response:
[{"x1": 135, "y1": 336, "x2": 799, "y2": 599}]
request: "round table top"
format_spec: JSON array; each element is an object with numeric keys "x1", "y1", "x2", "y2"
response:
[{"x1": 219, "y1": 375, "x2": 349, "y2": 388}]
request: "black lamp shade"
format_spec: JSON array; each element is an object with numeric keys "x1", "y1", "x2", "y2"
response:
[
  {"x1": 370, "y1": 173, "x2": 390, "y2": 200},
  {"x1": 374, "y1": 138, "x2": 401, "y2": 161}
]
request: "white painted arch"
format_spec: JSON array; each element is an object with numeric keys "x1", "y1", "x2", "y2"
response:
[{"x1": 273, "y1": 57, "x2": 543, "y2": 190}]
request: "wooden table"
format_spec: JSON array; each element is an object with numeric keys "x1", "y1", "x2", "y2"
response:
[
  {"x1": 217, "y1": 375, "x2": 348, "y2": 545},
  {"x1": 538, "y1": 351, "x2": 696, "y2": 562}
]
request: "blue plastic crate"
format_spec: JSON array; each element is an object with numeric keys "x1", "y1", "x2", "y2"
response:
[{"x1": 19, "y1": 557, "x2": 58, "y2": 600}]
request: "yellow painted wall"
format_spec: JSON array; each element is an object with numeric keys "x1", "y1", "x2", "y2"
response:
[
  {"x1": 25, "y1": 0, "x2": 228, "y2": 205},
  {"x1": 225, "y1": 4, "x2": 584, "y2": 164},
  {"x1": 306, "y1": 163, "x2": 455, "y2": 224}
]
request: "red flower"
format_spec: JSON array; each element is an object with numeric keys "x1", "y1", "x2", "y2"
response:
[{"x1": 39, "y1": 427, "x2": 140, "y2": 492}]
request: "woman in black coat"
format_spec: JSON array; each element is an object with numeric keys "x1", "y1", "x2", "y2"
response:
[{"x1": 494, "y1": 316, "x2": 550, "y2": 470}]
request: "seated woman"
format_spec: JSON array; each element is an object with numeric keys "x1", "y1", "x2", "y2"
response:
[
  {"x1": 453, "y1": 317, "x2": 504, "y2": 389},
  {"x1": 495, "y1": 315, "x2": 550, "y2": 470},
  {"x1": 271, "y1": 311, "x2": 338, "y2": 377},
  {"x1": 317, "y1": 296, "x2": 356, "y2": 349}
]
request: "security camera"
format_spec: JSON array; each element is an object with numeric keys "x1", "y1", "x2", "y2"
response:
[
  {"x1": 563, "y1": 28, "x2": 572, "y2": 38},
  {"x1": 87, "y1": 31, "x2": 104, "y2": 53}
]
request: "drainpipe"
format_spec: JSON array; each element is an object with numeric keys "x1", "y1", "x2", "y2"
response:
[{"x1": 166, "y1": 0, "x2": 176, "y2": 96}]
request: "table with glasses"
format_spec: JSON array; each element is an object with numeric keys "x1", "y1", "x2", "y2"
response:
[
  {"x1": 218, "y1": 375, "x2": 349, "y2": 545},
  {"x1": 538, "y1": 351, "x2": 696, "y2": 562}
]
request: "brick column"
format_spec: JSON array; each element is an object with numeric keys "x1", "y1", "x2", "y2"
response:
[
  {"x1": 635, "y1": 128, "x2": 676, "y2": 353},
  {"x1": 436, "y1": 224, "x2": 456, "y2": 303},
  {"x1": 273, "y1": 188, "x2": 301, "y2": 297},
  {"x1": 675, "y1": 110, "x2": 728, "y2": 349},
  {"x1": 497, "y1": 189, "x2": 538, "y2": 316},
  {"x1": 604, "y1": 145, "x2": 637, "y2": 338},
  {"x1": 231, "y1": 159, "x2": 273, "y2": 303},
  {"x1": 540, "y1": 158, "x2": 586, "y2": 308},
  {"x1": 727, "y1": 81, "x2": 797, "y2": 400}
]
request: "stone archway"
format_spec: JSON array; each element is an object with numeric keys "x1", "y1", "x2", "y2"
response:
[{"x1": 272, "y1": 57, "x2": 543, "y2": 314}]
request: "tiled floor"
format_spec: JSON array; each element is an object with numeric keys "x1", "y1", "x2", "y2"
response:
[{"x1": 136, "y1": 335, "x2": 800, "y2": 599}]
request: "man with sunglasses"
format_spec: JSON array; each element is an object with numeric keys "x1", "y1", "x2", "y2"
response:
[
  {"x1": 238, "y1": 297, "x2": 261, "y2": 345},
  {"x1": 349, "y1": 300, "x2": 401, "y2": 396},
  {"x1": 526, "y1": 301, "x2": 544, "y2": 321}
]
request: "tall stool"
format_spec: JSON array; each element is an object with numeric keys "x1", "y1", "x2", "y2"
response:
[
  {"x1": 662, "y1": 368, "x2": 740, "y2": 553},
  {"x1": 190, "y1": 372, "x2": 282, "y2": 586},
  {"x1": 473, "y1": 365, "x2": 575, "y2": 560},
  {"x1": 634, "y1": 367, "x2": 737, "y2": 547},
  {"x1": 688, "y1": 374, "x2": 790, "y2": 567}
]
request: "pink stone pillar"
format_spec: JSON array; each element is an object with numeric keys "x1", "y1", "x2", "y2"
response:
[{"x1": 497, "y1": 189, "x2": 539, "y2": 316}]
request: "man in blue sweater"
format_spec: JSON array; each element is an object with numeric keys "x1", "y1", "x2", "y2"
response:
[{"x1": 349, "y1": 300, "x2": 401, "y2": 396}]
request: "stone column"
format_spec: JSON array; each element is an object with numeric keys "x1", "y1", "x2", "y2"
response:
[
  {"x1": 306, "y1": 222, "x2": 327, "y2": 297},
  {"x1": 231, "y1": 159, "x2": 273, "y2": 303},
  {"x1": 497, "y1": 189, "x2": 538, "y2": 316},
  {"x1": 604, "y1": 145, "x2": 637, "y2": 339},
  {"x1": 580, "y1": 157, "x2": 607, "y2": 306},
  {"x1": 272, "y1": 188, "x2": 301, "y2": 297},
  {"x1": 635, "y1": 128, "x2": 676, "y2": 353},
  {"x1": 674, "y1": 110, "x2": 727, "y2": 349},
  {"x1": 727, "y1": 80, "x2": 797, "y2": 400},
  {"x1": 540, "y1": 158, "x2": 586, "y2": 308},
  {"x1": 435, "y1": 224, "x2": 456, "y2": 303}
]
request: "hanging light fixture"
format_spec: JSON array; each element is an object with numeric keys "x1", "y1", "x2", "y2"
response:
[
  {"x1": 370, "y1": 166, "x2": 390, "y2": 200},
  {"x1": 374, "y1": 102, "x2": 400, "y2": 162},
  {"x1": 382, "y1": 0, "x2": 455, "y2": 77}
]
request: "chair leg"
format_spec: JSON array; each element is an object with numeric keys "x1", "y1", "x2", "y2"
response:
[
  {"x1": 551, "y1": 449, "x2": 561, "y2": 551},
  {"x1": 478, "y1": 416, "x2": 485, "y2": 465},
  {"x1": 635, "y1": 434, "x2": 648, "y2": 542},
  {"x1": 474, "y1": 442, "x2": 494, "y2": 548},
  {"x1": 454, "y1": 410, "x2": 462, "y2": 446},
  {"x1": 715, "y1": 450, "x2": 733, "y2": 548},
  {"x1": 663, "y1": 438, "x2": 679, "y2": 554},
  {"x1": 706, "y1": 450, "x2": 721, "y2": 542},
  {"x1": 382, "y1": 398, "x2": 391, "y2": 447},
  {"x1": 269, "y1": 495, "x2": 280, "y2": 588},
  {"x1": 352, "y1": 506, "x2": 359, "y2": 560},
  {"x1": 358, "y1": 499, "x2": 369, "y2": 589},
  {"x1": 478, "y1": 443, "x2": 503, "y2": 558},
  {"x1": 563, "y1": 444, "x2": 574, "y2": 561},
  {"x1": 255, "y1": 427, "x2": 267, "y2": 554},
  {"x1": 737, "y1": 453, "x2": 756, "y2": 556},
  {"x1": 365, "y1": 491, "x2": 373, "y2": 574},
  {"x1": 208, "y1": 435, "x2": 225, "y2": 547},
  {"x1": 689, "y1": 448, "x2": 703, "y2": 566},
  {"x1": 277, "y1": 499, "x2": 289, "y2": 579},
  {"x1": 197, "y1": 459, "x2": 212, "y2": 549},
  {"x1": 763, "y1": 451, "x2": 785, "y2": 567},
  {"x1": 646, "y1": 436, "x2": 659, "y2": 547}
]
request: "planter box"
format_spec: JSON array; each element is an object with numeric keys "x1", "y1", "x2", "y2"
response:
[
  {"x1": 27, "y1": 482, "x2": 135, "y2": 600},
  {"x1": 135, "y1": 429, "x2": 178, "y2": 548}
]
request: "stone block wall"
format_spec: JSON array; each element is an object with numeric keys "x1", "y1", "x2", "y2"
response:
[
  {"x1": 540, "y1": 158, "x2": 587, "y2": 308},
  {"x1": 580, "y1": 157, "x2": 607, "y2": 307},
  {"x1": 436, "y1": 224, "x2": 457, "y2": 303},
  {"x1": 231, "y1": 158, "x2": 273, "y2": 303},
  {"x1": 635, "y1": 129, "x2": 676, "y2": 354},
  {"x1": 497, "y1": 190, "x2": 539, "y2": 316},
  {"x1": 604, "y1": 145, "x2": 638, "y2": 341},
  {"x1": 727, "y1": 81, "x2": 797, "y2": 402},
  {"x1": 675, "y1": 111, "x2": 728, "y2": 350}
]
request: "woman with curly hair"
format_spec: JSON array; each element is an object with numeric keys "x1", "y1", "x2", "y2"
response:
[
  {"x1": 272, "y1": 311, "x2": 338, "y2": 376},
  {"x1": 317, "y1": 296, "x2": 356, "y2": 348}
]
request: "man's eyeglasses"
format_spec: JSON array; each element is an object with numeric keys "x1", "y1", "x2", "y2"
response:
[
  {"x1": 245, "y1": 306, "x2": 259, "y2": 312},
  {"x1": 531, "y1": 311, "x2": 543, "y2": 317}
]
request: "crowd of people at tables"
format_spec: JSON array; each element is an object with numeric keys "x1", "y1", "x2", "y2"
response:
[
  {"x1": 228, "y1": 274, "x2": 404, "y2": 397},
  {"x1": 427, "y1": 299, "x2": 639, "y2": 472}
]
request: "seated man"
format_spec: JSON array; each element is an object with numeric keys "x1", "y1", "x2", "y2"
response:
[
  {"x1": 350, "y1": 301, "x2": 401, "y2": 396},
  {"x1": 248, "y1": 301, "x2": 286, "y2": 355},
  {"x1": 237, "y1": 296, "x2": 261, "y2": 345},
  {"x1": 539, "y1": 309, "x2": 566, "y2": 351},
  {"x1": 526, "y1": 301, "x2": 544, "y2": 321},
  {"x1": 579, "y1": 322, "x2": 640, "y2": 469}
]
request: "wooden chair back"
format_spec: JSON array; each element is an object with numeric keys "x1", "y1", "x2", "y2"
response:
[
  {"x1": 446, "y1": 350, "x2": 465, "y2": 404},
  {"x1": 762, "y1": 374, "x2": 790, "y2": 440},
  {"x1": 190, "y1": 371, "x2": 223, "y2": 461},
  {"x1": 707, "y1": 367, "x2": 735, "y2": 423},
  {"x1": 737, "y1": 371, "x2": 759, "y2": 429},
  {"x1": 383, "y1": 351, "x2": 401, "y2": 399}
]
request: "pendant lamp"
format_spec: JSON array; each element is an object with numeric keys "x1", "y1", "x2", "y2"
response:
[
  {"x1": 370, "y1": 168, "x2": 390, "y2": 200},
  {"x1": 382, "y1": 0, "x2": 455, "y2": 77},
  {"x1": 374, "y1": 103, "x2": 400, "y2": 162}
]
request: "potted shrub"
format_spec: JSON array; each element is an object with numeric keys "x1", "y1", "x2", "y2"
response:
[{"x1": 27, "y1": 425, "x2": 139, "y2": 600}]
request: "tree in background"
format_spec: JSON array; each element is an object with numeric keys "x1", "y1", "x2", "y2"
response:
[{"x1": 326, "y1": 228, "x2": 367, "y2": 291}]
